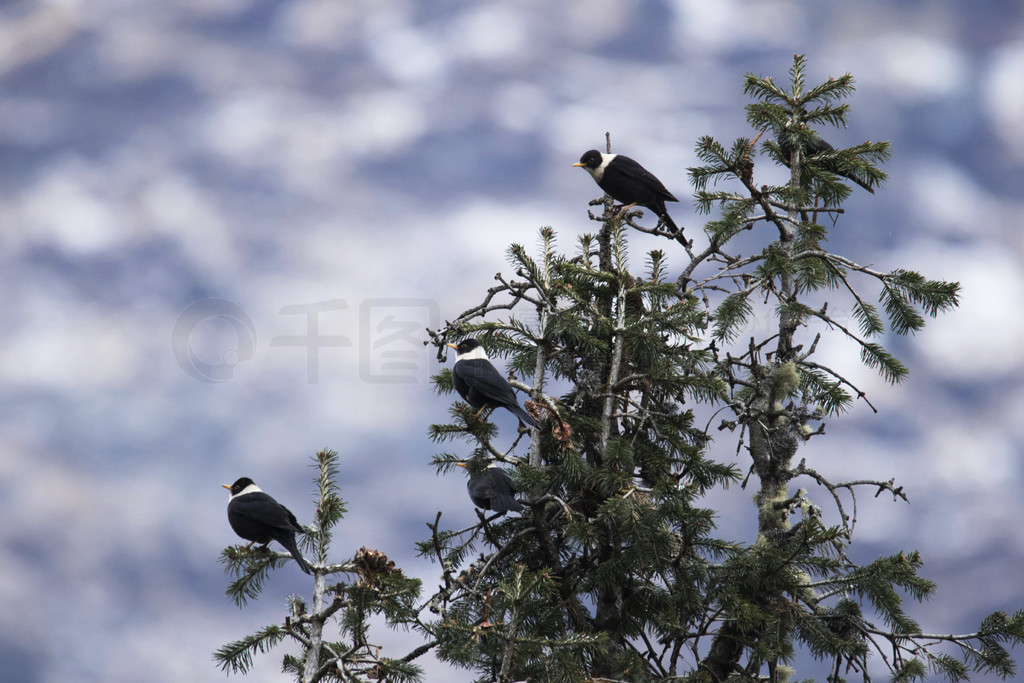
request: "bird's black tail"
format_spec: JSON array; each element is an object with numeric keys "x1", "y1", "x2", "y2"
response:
[
  {"x1": 493, "y1": 494, "x2": 524, "y2": 514},
  {"x1": 513, "y1": 404, "x2": 539, "y2": 429},
  {"x1": 660, "y1": 212, "x2": 679, "y2": 232},
  {"x1": 845, "y1": 173, "x2": 875, "y2": 194},
  {"x1": 283, "y1": 537, "x2": 313, "y2": 574}
]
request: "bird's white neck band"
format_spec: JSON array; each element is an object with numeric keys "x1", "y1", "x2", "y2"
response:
[
  {"x1": 231, "y1": 483, "x2": 263, "y2": 499},
  {"x1": 589, "y1": 152, "x2": 616, "y2": 181},
  {"x1": 457, "y1": 346, "x2": 490, "y2": 362}
]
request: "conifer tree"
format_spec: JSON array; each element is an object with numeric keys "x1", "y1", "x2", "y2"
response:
[
  {"x1": 215, "y1": 56, "x2": 1024, "y2": 682},
  {"x1": 215, "y1": 449, "x2": 426, "y2": 682}
]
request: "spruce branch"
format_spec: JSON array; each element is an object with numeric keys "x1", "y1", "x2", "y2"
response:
[
  {"x1": 792, "y1": 459, "x2": 907, "y2": 534},
  {"x1": 214, "y1": 624, "x2": 288, "y2": 674}
]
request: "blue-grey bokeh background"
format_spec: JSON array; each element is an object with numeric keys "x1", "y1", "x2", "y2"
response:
[{"x1": 2, "y1": 1, "x2": 1022, "y2": 680}]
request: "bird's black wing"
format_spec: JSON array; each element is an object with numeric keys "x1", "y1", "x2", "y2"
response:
[
  {"x1": 468, "y1": 469, "x2": 514, "y2": 500},
  {"x1": 806, "y1": 139, "x2": 875, "y2": 193},
  {"x1": 469, "y1": 470, "x2": 523, "y2": 513},
  {"x1": 453, "y1": 359, "x2": 520, "y2": 408},
  {"x1": 451, "y1": 366, "x2": 471, "y2": 403},
  {"x1": 609, "y1": 155, "x2": 678, "y2": 203},
  {"x1": 778, "y1": 135, "x2": 874, "y2": 193},
  {"x1": 232, "y1": 492, "x2": 303, "y2": 533},
  {"x1": 228, "y1": 492, "x2": 311, "y2": 574},
  {"x1": 805, "y1": 137, "x2": 835, "y2": 155}
]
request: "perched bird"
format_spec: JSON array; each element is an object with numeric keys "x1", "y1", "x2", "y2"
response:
[
  {"x1": 446, "y1": 338, "x2": 539, "y2": 428},
  {"x1": 457, "y1": 463, "x2": 523, "y2": 513},
  {"x1": 222, "y1": 477, "x2": 312, "y2": 575},
  {"x1": 777, "y1": 133, "x2": 875, "y2": 194},
  {"x1": 573, "y1": 149, "x2": 679, "y2": 231}
]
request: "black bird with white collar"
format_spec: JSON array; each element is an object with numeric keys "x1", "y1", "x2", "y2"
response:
[
  {"x1": 777, "y1": 129, "x2": 876, "y2": 194},
  {"x1": 457, "y1": 462, "x2": 523, "y2": 514},
  {"x1": 446, "y1": 338, "x2": 538, "y2": 428},
  {"x1": 574, "y1": 149, "x2": 679, "y2": 232},
  {"x1": 222, "y1": 477, "x2": 312, "y2": 574}
]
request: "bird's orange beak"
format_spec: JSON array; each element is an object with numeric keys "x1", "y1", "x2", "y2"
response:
[
  {"x1": 572, "y1": 162, "x2": 585, "y2": 167},
  {"x1": 446, "y1": 343, "x2": 458, "y2": 350},
  {"x1": 221, "y1": 484, "x2": 232, "y2": 491}
]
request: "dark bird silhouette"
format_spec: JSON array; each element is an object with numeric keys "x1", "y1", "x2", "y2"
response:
[
  {"x1": 447, "y1": 338, "x2": 539, "y2": 428},
  {"x1": 574, "y1": 149, "x2": 679, "y2": 231},
  {"x1": 457, "y1": 463, "x2": 523, "y2": 513},
  {"x1": 778, "y1": 134, "x2": 875, "y2": 194},
  {"x1": 222, "y1": 477, "x2": 312, "y2": 574}
]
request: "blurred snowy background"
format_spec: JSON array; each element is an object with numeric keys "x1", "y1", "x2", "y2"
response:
[{"x1": 1, "y1": 0, "x2": 1022, "y2": 680}]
